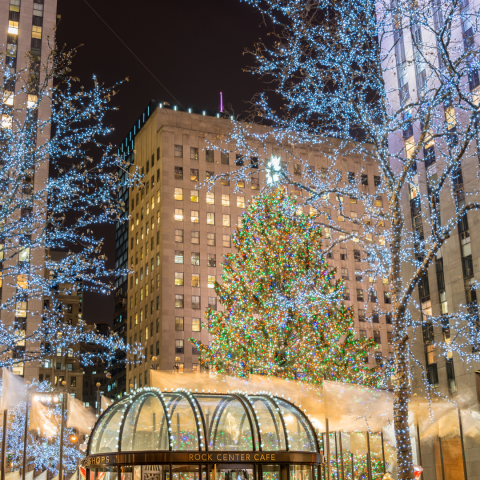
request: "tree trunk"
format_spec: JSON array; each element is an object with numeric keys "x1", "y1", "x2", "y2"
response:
[{"x1": 391, "y1": 208, "x2": 415, "y2": 480}]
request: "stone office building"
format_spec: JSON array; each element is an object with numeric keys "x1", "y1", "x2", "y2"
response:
[{"x1": 119, "y1": 103, "x2": 393, "y2": 390}]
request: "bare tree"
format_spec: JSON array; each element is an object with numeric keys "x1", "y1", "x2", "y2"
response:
[
  {"x1": 215, "y1": 0, "x2": 480, "y2": 477},
  {"x1": 0, "y1": 42, "x2": 141, "y2": 368}
]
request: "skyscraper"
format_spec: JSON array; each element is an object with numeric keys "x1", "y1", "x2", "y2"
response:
[
  {"x1": 119, "y1": 102, "x2": 393, "y2": 390},
  {"x1": 0, "y1": 0, "x2": 57, "y2": 380}
]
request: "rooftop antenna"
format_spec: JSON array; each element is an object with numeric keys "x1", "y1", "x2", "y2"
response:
[{"x1": 220, "y1": 91, "x2": 223, "y2": 113}]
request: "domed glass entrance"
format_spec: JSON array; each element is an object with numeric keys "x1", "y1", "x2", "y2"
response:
[{"x1": 83, "y1": 388, "x2": 323, "y2": 480}]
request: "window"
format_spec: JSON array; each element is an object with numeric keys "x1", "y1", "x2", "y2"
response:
[
  {"x1": 369, "y1": 290, "x2": 377, "y2": 303},
  {"x1": 372, "y1": 313, "x2": 379, "y2": 323},
  {"x1": 221, "y1": 152, "x2": 229, "y2": 164},
  {"x1": 236, "y1": 196, "x2": 245, "y2": 208},
  {"x1": 376, "y1": 197, "x2": 383, "y2": 208},
  {"x1": 174, "y1": 167, "x2": 183, "y2": 179},
  {"x1": 207, "y1": 233, "x2": 215, "y2": 246},
  {"x1": 192, "y1": 296, "x2": 200, "y2": 309},
  {"x1": 222, "y1": 194, "x2": 230, "y2": 207},
  {"x1": 175, "y1": 209, "x2": 183, "y2": 221},
  {"x1": 386, "y1": 313, "x2": 392, "y2": 324},
  {"x1": 354, "y1": 250, "x2": 361, "y2": 262},
  {"x1": 191, "y1": 190, "x2": 199, "y2": 202},
  {"x1": 223, "y1": 235, "x2": 231, "y2": 247},
  {"x1": 175, "y1": 272, "x2": 184, "y2": 286},
  {"x1": 207, "y1": 213, "x2": 215, "y2": 225},
  {"x1": 251, "y1": 178, "x2": 259, "y2": 190},
  {"x1": 357, "y1": 289, "x2": 364, "y2": 302},
  {"x1": 175, "y1": 339, "x2": 184, "y2": 354},
  {"x1": 174, "y1": 188, "x2": 183, "y2": 200},
  {"x1": 236, "y1": 154, "x2": 244, "y2": 166},
  {"x1": 190, "y1": 147, "x2": 199, "y2": 160},
  {"x1": 191, "y1": 252, "x2": 200, "y2": 265},
  {"x1": 192, "y1": 318, "x2": 201, "y2": 332},
  {"x1": 190, "y1": 169, "x2": 199, "y2": 182},
  {"x1": 387, "y1": 331, "x2": 393, "y2": 344},
  {"x1": 206, "y1": 192, "x2": 215, "y2": 204},
  {"x1": 206, "y1": 171, "x2": 214, "y2": 183},
  {"x1": 341, "y1": 268, "x2": 349, "y2": 280},
  {"x1": 204, "y1": 254, "x2": 216, "y2": 269},
  {"x1": 174, "y1": 145, "x2": 183, "y2": 157},
  {"x1": 191, "y1": 274, "x2": 200, "y2": 288},
  {"x1": 374, "y1": 331, "x2": 381, "y2": 344},
  {"x1": 208, "y1": 275, "x2": 216, "y2": 288},
  {"x1": 175, "y1": 317, "x2": 184, "y2": 331},
  {"x1": 361, "y1": 174, "x2": 368, "y2": 186},
  {"x1": 374, "y1": 175, "x2": 381, "y2": 187},
  {"x1": 206, "y1": 150, "x2": 214, "y2": 162},
  {"x1": 191, "y1": 210, "x2": 199, "y2": 223},
  {"x1": 360, "y1": 330, "x2": 367, "y2": 340},
  {"x1": 208, "y1": 297, "x2": 217, "y2": 310},
  {"x1": 32, "y1": 26, "x2": 42, "y2": 39},
  {"x1": 294, "y1": 164, "x2": 302, "y2": 175},
  {"x1": 175, "y1": 251, "x2": 184, "y2": 264},
  {"x1": 340, "y1": 248, "x2": 347, "y2": 260},
  {"x1": 356, "y1": 274, "x2": 363, "y2": 282},
  {"x1": 221, "y1": 177, "x2": 230, "y2": 186},
  {"x1": 358, "y1": 309, "x2": 365, "y2": 322},
  {"x1": 191, "y1": 231, "x2": 200, "y2": 244},
  {"x1": 223, "y1": 215, "x2": 231, "y2": 227},
  {"x1": 8, "y1": 21, "x2": 19, "y2": 35},
  {"x1": 175, "y1": 229, "x2": 183, "y2": 243},
  {"x1": 343, "y1": 288, "x2": 350, "y2": 300},
  {"x1": 175, "y1": 294, "x2": 184, "y2": 308},
  {"x1": 384, "y1": 291, "x2": 391, "y2": 304}
]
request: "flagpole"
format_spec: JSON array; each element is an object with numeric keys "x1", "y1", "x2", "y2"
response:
[{"x1": 2, "y1": 409, "x2": 7, "y2": 480}]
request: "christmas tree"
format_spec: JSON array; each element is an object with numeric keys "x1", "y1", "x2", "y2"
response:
[{"x1": 192, "y1": 189, "x2": 380, "y2": 386}]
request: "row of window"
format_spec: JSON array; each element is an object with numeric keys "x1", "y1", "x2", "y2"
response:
[
  {"x1": 351, "y1": 289, "x2": 391, "y2": 304},
  {"x1": 174, "y1": 247, "x2": 230, "y2": 264},
  {"x1": 173, "y1": 166, "x2": 259, "y2": 188},
  {"x1": 174, "y1": 189, "x2": 246, "y2": 207},
  {"x1": 174, "y1": 209, "x2": 239, "y2": 227},
  {"x1": 175, "y1": 273, "x2": 216, "y2": 288},
  {"x1": 174, "y1": 295, "x2": 217, "y2": 310}
]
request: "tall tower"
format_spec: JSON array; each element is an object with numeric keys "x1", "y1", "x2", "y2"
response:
[{"x1": 0, "y1": 0, "x2": 57, "y2": 380}]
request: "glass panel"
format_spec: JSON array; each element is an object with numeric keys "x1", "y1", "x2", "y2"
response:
[
  {"x1": 122, "y1": 394, "x2": 151, "y2": 451},
  {"x1": 133, "y1": 395, "x2": 169, "y2": 451},
  {"x1": 250, "y1": 397, "x2": 286, "y2": 451},
  {"x1": 90, "y1": 398, "x2": 129, "y2": 453},
  {"x1": 165, "y1": 393, "x2": 199, "y2": 450},
  {"x1": 369, "y1": 433, "x2": 384, "y2": 480},
  {"x1": 220, "y1": 469, "x2": 253, "y2": 480},
  {"x1": 172, "y1": 465, "x2": 199, "y2": 480},
  {"x1": 276, "y1": 399, "x2": 316, "y2": 452},
  {"x1": 143, "y1": 465, "x2": 170, "y2": 480},
  {"x1": 120, "y1": 466, "x2": 133, "y2": 480},
  {"x1": 290, "y1": 465, "x2": 313, "y2": 480},
  {"x1": 262, "y1": 465, "x2": 280, "y2": 480},
  {"x1": 210, "y1": 397, "x2": 253, "y2": 451},
  {"x1": 195, "y1": 395, "x2": 225, "y2": 448}
]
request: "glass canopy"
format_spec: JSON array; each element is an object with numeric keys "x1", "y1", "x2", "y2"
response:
[{"x1": 89, "y1": 388, "x2": 319, "y2": 454}]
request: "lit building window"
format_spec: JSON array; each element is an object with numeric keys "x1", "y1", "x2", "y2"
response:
[
  {"x1": 237, "y1": 196, "x2": 245, "y2": 208},
  {"x1": 192, "y1": 318, "x2": 201, "y2": 332},
  {"x1": 222, "y1": 194, "x2": 230, "y2": 207},
  {"x1": 174, "y1": 209, "x2": 183, "y2": 221},
  {"x1": 207, "y1": 213, "x2": 215, "y2": 225},
  {"x1": 174, "y1": 188, "x2": 183, "y2": 201},
  {"x1": 207, "y1": 275, "x2": 215, "y2": 289},
  {"x1": 3, "y1": 92, "x2": 14, "y2": 106},
  {"x1": 206, "y1": 192, "x2": 215, "y2": 204},
  {"x1": 222, "y1": 214, "x2": 231, "y2": 227},
  {"x1": 27, "y1": 94, "x2": 38, "y2": 109},
  {"x1": 174, "y1": 272, "x2": 184, "y2": 286},
  {"x1": 191, "y1": 210, "x2": 199, "y2": 223},
  {"x1": 31, "y1": 25, "x2": 42, "y2": 39},
  {"x1": 191, "y1": 274, "x2": 200, "y2": 288},
  {"x1": 190, "y1": 190, "x2": 199, "y2": 202},
  {"x1": 2, "y1": 116, "x2": 13, "y2": 130},
  {"x1": 8, "y1": 21, "x2": 18, "y2": 35}
]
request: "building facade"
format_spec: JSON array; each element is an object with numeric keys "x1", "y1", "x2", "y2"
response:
[
  {"x1": 120, "y1": 103, "x2": 394, "y2": 390},
  {"x1": 0, "y1": 0, "x2": 57, "y2": 380}
]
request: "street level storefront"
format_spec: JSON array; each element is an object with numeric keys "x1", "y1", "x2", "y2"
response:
[{"x1": 83, "y1": 388, "x2": 324, "y2": 480}]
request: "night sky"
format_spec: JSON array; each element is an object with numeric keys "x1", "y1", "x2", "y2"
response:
[{"x1": 55, "y1": 0, "x2": 269, "y2": 326}]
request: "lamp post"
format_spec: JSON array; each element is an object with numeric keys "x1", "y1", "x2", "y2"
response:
[
  {"x1": 95, "y1": 383, "x2": 101, "y2": 417},
  {"x1": 150, "y1": 356, "x2": 159, "y2": 371}
]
